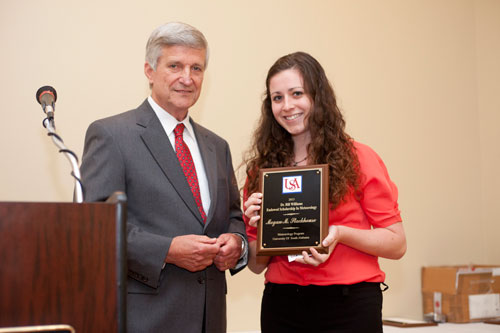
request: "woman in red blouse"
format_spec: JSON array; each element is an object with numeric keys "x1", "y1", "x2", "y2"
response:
[{"x1": 243, "y1": 52, "x2": 407, "y2": 333}]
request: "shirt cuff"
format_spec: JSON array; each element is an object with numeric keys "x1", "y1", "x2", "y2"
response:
[{"x1": 232, "y1": 233, "x2": 248, "y2": 272}]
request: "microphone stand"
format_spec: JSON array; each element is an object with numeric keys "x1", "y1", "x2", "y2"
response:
[{"x1": 42, "y1": 107, "x2": 84, "y2": 203}]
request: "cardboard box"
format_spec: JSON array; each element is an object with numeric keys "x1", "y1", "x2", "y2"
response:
[
  {"x1": 421, "y1": 265, "x2": 500, "y2": 323},
  {"x1": 475, "y1": 265, "x2": 500, "y2": 293}
]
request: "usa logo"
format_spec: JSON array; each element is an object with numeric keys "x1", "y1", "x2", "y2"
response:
[{"x1": 282, "y1": 176, "x2": 302, "y2": 194}]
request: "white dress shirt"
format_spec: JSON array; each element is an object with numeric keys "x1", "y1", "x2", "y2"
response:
[{"x1": 148, "y1": 96, "x2": 211, "y2": 216}]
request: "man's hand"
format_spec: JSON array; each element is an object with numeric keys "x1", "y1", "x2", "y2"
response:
[
  {"x1": 213, "y1": 233, "x2": 242, "y2": 271},
  {"x1": 165, "y1": 235, "x2": 220, "y2": 272}
]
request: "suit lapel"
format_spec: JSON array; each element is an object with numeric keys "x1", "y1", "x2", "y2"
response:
[
  {"x1": 191, "y1": 120, "x2": 218, "y2": 227},
  {"x1": 135, "y1": 101, "x2": 204, "y2": 226}
]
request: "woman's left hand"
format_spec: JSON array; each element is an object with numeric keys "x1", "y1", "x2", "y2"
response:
[{"x1": 295, "y1": 225, "x2": 339, "y2": 266}]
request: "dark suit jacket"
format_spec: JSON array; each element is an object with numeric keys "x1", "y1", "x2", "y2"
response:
[{"x1": 80, "y1": 100, "x2": 247, "y2": 333}]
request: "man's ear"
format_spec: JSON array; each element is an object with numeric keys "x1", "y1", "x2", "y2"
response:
[{"x1": 144, "y1": 62, "x2": 154, "y2": 84}]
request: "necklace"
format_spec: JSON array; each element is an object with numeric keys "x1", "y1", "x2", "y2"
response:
[{"x1": 292, "y1": 156, "x2": 308, "y2": 166}]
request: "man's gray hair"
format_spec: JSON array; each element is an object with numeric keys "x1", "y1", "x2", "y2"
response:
[{"x1": 146, "y1": 22, "x2": 209, "y2": 71}]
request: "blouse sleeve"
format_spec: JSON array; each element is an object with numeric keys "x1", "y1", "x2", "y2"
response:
[{"x1": 356, "y1": 142, "x2": 402, "y2": 228}]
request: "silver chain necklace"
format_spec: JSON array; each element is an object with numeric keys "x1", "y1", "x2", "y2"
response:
[{"x1": 292, "y1": 156, "x2": 308, "y2": 166}]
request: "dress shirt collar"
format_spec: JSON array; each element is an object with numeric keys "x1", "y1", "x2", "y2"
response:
[{"x1": 147, "y1": 96, "x2": 196, "y2": 140}]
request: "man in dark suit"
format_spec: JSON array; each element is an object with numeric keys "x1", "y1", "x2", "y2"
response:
[{"x1": 80, "y1": 22, "x2": 248, "y2": 333}]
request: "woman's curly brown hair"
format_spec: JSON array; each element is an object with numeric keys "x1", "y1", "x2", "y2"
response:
[{"x1": 244, "y1": 52, "x2": 361, "y2": 208}]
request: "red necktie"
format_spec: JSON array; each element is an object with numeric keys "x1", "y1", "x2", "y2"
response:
[{"x1": 174, "y1": 123, "x2": 206, "y2": 223}]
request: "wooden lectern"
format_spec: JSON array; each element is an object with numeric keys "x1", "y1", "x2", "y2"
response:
[{"x1": 0, "y1": 193, "x2": 126, "y2": 332}]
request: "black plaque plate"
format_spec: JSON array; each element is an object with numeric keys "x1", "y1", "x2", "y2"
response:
[{"x1": 257, "y1": 164, "x2": 329, "y2": 256}]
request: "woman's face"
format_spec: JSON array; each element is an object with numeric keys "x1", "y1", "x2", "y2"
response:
[{"x1": 269, "y1": 68, "x2": 312, "y2": 138}]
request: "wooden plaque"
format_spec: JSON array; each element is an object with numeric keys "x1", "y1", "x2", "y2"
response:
[{"x1": 257, "y1": 164, "x2": 329, "y2": 256}]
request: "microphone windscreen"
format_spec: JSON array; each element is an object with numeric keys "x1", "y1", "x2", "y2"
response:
[{"x1": 36, "y1": 86, "x2": 57, "y2": 105}]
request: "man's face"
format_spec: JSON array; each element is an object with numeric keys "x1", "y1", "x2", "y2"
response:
[{"x1": 145, "y1": 45, "x2": 206, "y2": 120}]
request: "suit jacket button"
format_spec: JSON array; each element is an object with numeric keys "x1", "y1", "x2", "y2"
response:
[{"x1": 197, "y1": 276, "x2": 205, "y2": 284}]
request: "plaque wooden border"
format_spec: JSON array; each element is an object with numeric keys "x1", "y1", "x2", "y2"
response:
[{"x1": 256, "y1": 164, "x2": 329, "y2": 256}]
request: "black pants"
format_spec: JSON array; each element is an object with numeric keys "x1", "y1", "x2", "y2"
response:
[{"x1": 261, "y1": 282, "x2": 383, "y2": 333}]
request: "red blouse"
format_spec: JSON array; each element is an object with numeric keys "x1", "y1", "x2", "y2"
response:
[{"x1": 244, "y1": 141, "x2": 402, "y2": 285}]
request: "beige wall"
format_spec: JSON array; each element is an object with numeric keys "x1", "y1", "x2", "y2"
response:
[
  {"x1": 1, "y1": 0, "x2": 499, "y2": 331},
  {"x1": 476, "y1": 0, "x2": 500, "y2": 266}
]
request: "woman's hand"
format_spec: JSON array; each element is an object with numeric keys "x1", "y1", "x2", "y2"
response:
[
  {"x1": 295, "y1": 225, "x2": 339, "y2": 267},
  {"x1": 243, "y1": 193, "x2": 271, "y2": 274},
  {"x1": 296, "y1": 222, "x2": 407, "y2": 266},
  {"x1": 243, "y1": 192, "x2": 262, "y2": 227}
]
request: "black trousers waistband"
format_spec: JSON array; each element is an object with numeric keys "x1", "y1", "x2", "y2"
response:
[{"x1": 264, "y1": 281, "x2": 382, "y2": 297}]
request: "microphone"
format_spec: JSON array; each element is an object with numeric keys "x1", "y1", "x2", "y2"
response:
[
  {"x1": 35, "y1": 85, "x2": 83, "y2": 202},
  {"x1": 36, "y1": 86, "x2": 57, "y2": 114}
]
